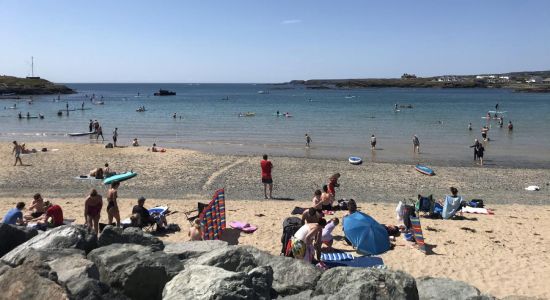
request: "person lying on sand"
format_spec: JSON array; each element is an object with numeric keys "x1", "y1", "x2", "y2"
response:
[
  {"x1": 189, "y1": 218, "x2": 203, "y2": 241},
  {"x1": 89, "y1": 168, "x2": 104, "y2": 179},
  {"x1": 25, "y1": 193, "x2": 45, "y2": 220}
]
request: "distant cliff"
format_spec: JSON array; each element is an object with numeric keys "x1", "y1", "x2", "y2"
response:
[{"x1": 0, "y1": 76, "x2": 75, "y2": 95}]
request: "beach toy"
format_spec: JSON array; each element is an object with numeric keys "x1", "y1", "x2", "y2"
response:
[
  {"x1": 349, "y1": 156, "x2": 362, "y2": 165},
  {"x1": 103, "y1": 171, "x2": 137, "y2": 185},
  {"x1": 415, "y1": 164, "x2": 435, "y2": 176}
]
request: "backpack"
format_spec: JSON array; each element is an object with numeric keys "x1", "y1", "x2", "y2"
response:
[
  {"x1": 468, "y1": 199, "x2": 484, "y2": 208},
  {"x1": 281, "y1": 217, "x2": 302, "y2": 256},
  {"x1": 337, "y1": 199, "x2": 349, "y2": 211}
]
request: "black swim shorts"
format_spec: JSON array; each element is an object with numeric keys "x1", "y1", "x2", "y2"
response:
[{"x1": 262, "y1": 178, "x2": 273, "y2": 184}]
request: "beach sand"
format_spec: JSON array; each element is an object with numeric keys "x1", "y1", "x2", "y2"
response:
[{"x1": 1, "y1": 142, "x2": 549, "y2": 298}]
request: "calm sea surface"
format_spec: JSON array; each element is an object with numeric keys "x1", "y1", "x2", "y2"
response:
[{"x1": 1, "y1": 83, "x2": 549, "y2": 168}]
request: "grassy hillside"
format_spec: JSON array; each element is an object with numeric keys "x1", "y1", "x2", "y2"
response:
[{"x1": 0, "y1": 76, "x2": 74, "y2": 95}]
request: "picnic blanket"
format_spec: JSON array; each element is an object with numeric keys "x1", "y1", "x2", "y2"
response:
[
  {"x1": 461, "y1": 206, "x2": 494, "y2": 215},
  {"x1": 323, "y1": 256, "x2": 384, "y2": 269}
]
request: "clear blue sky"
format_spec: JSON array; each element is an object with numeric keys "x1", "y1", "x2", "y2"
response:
[{"x1": 2, "y1": 0, "x2": 549, "y2": 83}]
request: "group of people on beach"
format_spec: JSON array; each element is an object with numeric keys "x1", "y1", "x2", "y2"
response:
[{"x1": 2, "y1": 194, "x2": 64, "y2": 229}]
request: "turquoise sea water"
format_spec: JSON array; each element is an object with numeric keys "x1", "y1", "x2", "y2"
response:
[{"x1": 1, "y1": 84, "x2": 549, "y2": 168}]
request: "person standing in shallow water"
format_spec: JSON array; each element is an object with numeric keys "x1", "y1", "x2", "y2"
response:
[
  {"x1": 305, "y1": 133, "x2": 312, "y2": 147},
  {"x1": 412, "y1": 134, "x2": 420, "y2": 153},
  {"x1": 260, "y1": 154, "x2": 273, "y2": 199},
  {"x1": 112, "y1": 128, "x2": 118, "y2": 147},
  {"x1": 370, "y1": 134, "x2": 376, "y2": 150}
]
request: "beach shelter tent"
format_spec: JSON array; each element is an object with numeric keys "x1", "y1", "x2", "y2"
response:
[
  {"x1": 343, "y1": 212, "x2": 390, "y2": 255},
  {"x1": 199, "y1": 188, "x2": 226, "y2": 240}
]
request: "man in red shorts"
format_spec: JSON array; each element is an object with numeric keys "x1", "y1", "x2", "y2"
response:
[{"x1": 260, "y1": 154, "x2": 273, "y2": 199}]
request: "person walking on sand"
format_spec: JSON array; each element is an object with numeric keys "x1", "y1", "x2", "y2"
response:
[
  {"x1": 305, "y1": 133, "x2": 312, "y2": 147},
  {"x1": 370, "y1": 134, "x2": 376, "y2": 150},
  {"x1": 12, "y1": 141, "x2": 23, "y2": 166},
  {"x1": 96, "y1": 125, "x2": 104, "y2": 141},
  {"x1": 112, "y1": 128, "x2": 118, "y2": 147},
  {"x1": 412, "y1": 134, "x2": 420, "y2": 153},
  {"x1": 107, "y1": 182, "x2": 121, "y2": 227},
  {"x1": 261, "y1": 154, "x2": 273, "y2": 199},
  {"x1": 84, "y1": 189, "x2": 103, "y2": 235}
]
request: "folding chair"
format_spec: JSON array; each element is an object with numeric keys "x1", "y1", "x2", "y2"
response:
[{"x1": 183, "y1": 202, "x2": 208, "y2": 224}]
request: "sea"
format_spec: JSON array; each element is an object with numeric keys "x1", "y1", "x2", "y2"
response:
[{"x1": 1, "y1": 83, "x2": 549, "y2": 168}]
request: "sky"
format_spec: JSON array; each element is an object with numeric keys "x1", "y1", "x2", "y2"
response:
[{"x1": 1, "y1": 0, "x2": 550, "y2": 83}]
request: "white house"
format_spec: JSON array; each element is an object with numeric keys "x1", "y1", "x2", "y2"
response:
[{"x1": 526, "y1": 76, "x2": 543, "y2": 84}]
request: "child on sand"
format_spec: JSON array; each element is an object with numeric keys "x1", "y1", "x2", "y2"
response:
[
  {"x1": 189, "y1": 218, "x2": 203, "y2": 241},
  {"x1": 321, "y1": 218, "x2": 339, "y2": 249}
]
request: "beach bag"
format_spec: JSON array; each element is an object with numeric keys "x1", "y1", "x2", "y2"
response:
[
  {"x1": 105, "y1": 143, "x2": 113, "y2": 148},
  {"x1": 468, "y1": 199, "x2": 484, "y2": 208},
  {"x1": 281, "y1": 217, "x2": 302, "y2": 256},
  {"x1": 337, "y1": 199, "x2": 349, "y2": 211}
]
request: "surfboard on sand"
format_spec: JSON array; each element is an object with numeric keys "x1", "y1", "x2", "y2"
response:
[
  {"x1": 103, "y1": 171, "x2": 137, "y2": 185},
  {"x1": 415, "y1": 164, "x2": 435, "y2": 176}
]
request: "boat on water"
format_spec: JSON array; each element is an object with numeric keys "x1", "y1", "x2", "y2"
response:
[
  {"x1": 257, "y1": 90, "x2": 270, "y2": 94},
  {"x1": 154, "y1": 89, "x2": 176, "y2": 96},
  {"x1": 239, "y1": 112, "x2": 256, "y2": 117}
]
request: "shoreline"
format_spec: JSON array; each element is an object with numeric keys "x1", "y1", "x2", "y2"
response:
[{"x1": 1, "y1": 141, "x2": 548, "y2": 204}]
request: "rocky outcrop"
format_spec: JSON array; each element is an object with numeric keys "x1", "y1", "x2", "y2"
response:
[
  {"x1": 311, "y1": 267, "x2": 419, "y2": 300},
  {"x1": 0, "y1": 75, "x2": 75, "y2": 95},
  {"x1": 186, "y1": 245, "x2": 321, "y2": 297},
  {"x1": 48, "y1": 256, "x2": 99, "y2": 284},
  {"x1": 88, "y1": 243, "x2": 183, "y2": 300},
  {"x1": 98, "y1": 225, "x2": 164, "y2": 250},
  {"x1": 0, "y1": 263, "x2": 69, "y2": 300},
  {"x1": 417, "y1": 277, "x2": 495, "y2": 300},
  {"x1": 163, "y1": 240, "x2": 228, "y2": 260},
  {"x1": 0, "y1": 223, "x2": 38, "y2": 256},
  {"x1": 162, "y1": 265, "x2": 273, "y2": 300},
  {"x1": 1, "y1": 225, "x2": 96, "y2": 266}
]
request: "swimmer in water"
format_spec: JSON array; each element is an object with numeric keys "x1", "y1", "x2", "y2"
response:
[
  {"x1": 172, "y1": 113, "x2": 177, "y2": 118},
  {"x1": 468, "y1": 122, "x2": 472, "y2": 131}
]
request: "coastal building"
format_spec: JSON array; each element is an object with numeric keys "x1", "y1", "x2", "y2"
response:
[
  {"x1": 542, "y1": 78, "x2": 550, "y2": 84},
  {"x1": 401, "y1": 73, "x2": 417, "y2": 79},
  {"x1": 526, "y1": 76, "x2": 543, "y2": 84}
]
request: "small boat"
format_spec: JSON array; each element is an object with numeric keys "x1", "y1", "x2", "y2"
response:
[
  {"x1": 415, "y1": 164, "x2": 435, "y2": 176},
  {"x1": 154, "y1": 89, "x2": 176, "y2": 96},
  {"x1": 93, "y1": 101, "x2": 104, "y2": 105},
  {"x1": 239, "y1": 112, "x2": 256, "y2": 117},
  {"x1": 136, "y1": 109, "x2": 147, "y2": 112},
  {"x1": 68, "y1": 132, "x2": 94, "y2": 137},
  {"x1": 349, "y1": 156, "x2": 362, "y2": 165}
]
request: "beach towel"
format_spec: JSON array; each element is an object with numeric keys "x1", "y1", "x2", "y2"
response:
[
  {"x1": 525, "y1": 186, "x2": 540, "y2": 191},
  {"x1": 321, "y1": 252, "x2": 354, "y2": 261},
  {"x1": 291, "y1": 207, "x2": 305, "y2": 215},
  {"x1": 461, "y1": 206, "x2": 494, "y2": 215},
  {"x1": 323, "y1": 256, "x2": 384, "y2": 269},
  {"x1": 199, "y1": 189, "x2": 226, "y2": 240},
  {"x1": 409, "y1": 216, "x2": 426, "y2": 253},
  {"x1": 441, "y1": 195, "x2": 463, "y2": 219},
  {"x1": 229, "y1": 221, "x2": 257, "y2": 233}
]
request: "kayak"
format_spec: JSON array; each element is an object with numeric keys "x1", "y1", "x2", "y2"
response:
[
  {"x1": 349, "y1": 156, "x2": 362, "y2": 165},
  {"x1": 103, "y1": 171, "x2": 137, "y2": 185},
  {"x1": 68, "y1": 132, "x2": 94, "y2": 137},
  {"x1": 415, "y1": 164, "x2": 435, "y2": 176}
]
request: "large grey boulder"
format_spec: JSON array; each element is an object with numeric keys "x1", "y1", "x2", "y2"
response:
[
  {"x1": 417, "y1": 277, "x2": 493, "y2": 300},
  {"x1": 48, "y1": 256, "x2": 99, "y2": 284},
  {"x1": 163, "y1": 240, "x2": 228, "y2": 260},
  {"x1": 98, "y1": 226, "x2": 164, "y2": 251},
  {"x1": 0, "y1": 261, "x2": 10, "y2": 276},
  {"x1": 187, "y1": 245, "x2": 321, "y2": 297},
  {"x1": 1, "y1": 225, "x2": 97, "y2": 266},
  {"x1": 0, "y1": 223, "x2": 38, "y2": 256},
  {"x1": 162, "y1": 265, "x2": 273, "y2": 300},
  {"x1": 2, "y1": 246, "x2": 85, "y2": 267},
  {"x1": 311, "y1": 267, "x2": 418, "y2": 300},
  {"x1": 87, "y1": 243, "x2": 183, "y2": 300},
  {"x1": 0, "y1": 263, "x2": 69, "y2": 300}
]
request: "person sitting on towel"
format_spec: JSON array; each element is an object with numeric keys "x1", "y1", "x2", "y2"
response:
[
  {"x1": 132, "y1": 197, "x2": 167, "y2": 229},
  {"x1": 2, "y1": 202, "x2": 27, "y2": 225},
  {"x1": 439, "y1": 187, "x2": 465, "y2": 219},
  {"x1": 25, "y1": 193, "x2": 46, "y2": 220},
  {"x1": 37, "y1": 201, "x2": 64, "y2": 228},
  {"x1": 302, "y1": 207, "x2": 321, "y2": 224},
  {"x1": 319, "y1": 185, "x2": 334, "y2": 211},
  {"x1": 312, "y1": 189, "x2": 322, "y2": 209}
]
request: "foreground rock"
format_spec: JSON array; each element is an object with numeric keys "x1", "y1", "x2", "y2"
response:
[
  {"x1": 163, "y1": 265, "x2": 273, "y2": 300},
  {"x1": 0, "y1": 223, "x2": 38, "y2": 256},
  {"x1": 311, "y1": 267, "x2": 419, "y2": 300},
  {"x1": 98, "y1": 225, "x2": 164, "y2": 250},
  {"x1": 163, "y1": 240, "x2": 228, "y2": 260},
  {"x1": 0, "y1": 263, "x2": 69, "y2": 299},
  {"x1": 1, "y1": 225, "x2": 96, "y2": 266},
  {"x1": 88, "y1": 243, "x2": 183, "y2": 300},
  {"x1": 417, "y1": 277, "x2": 495, "y2": 300},
  {"x1": 186, "y1": 245, "x2": 321, "y2": 297}
]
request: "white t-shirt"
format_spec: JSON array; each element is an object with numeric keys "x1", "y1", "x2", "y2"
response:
[
  {"x1": 294, "y1": 224, "x2": 310, "y2": 241},
  {"x1": 321, "y1": 221, "x2": 336, "y2": 241}
]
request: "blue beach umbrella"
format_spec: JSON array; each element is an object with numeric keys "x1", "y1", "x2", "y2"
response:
[{"x1": 343, "y1": 212, "x2": 390, "y2": 255}]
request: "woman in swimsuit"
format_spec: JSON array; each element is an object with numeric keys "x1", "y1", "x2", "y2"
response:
[
  {"x1": 107, "y1": 182, "x2": 121, "y2": 227},
  {"x1": 84, "y1": 189, "x2": 103, "y2": 235}
]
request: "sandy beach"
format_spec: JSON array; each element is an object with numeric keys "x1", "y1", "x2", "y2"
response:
[{"x1": 1, "y1": 142, "x2": 549, "y2": 298}]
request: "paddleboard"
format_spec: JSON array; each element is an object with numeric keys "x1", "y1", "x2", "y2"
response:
[
  {"x1": 488, "y1": 110, "x2": 507, "y2": 114},
  {"x1": 76, "y1": 108, "x2": 92, "y2": 110},
  {"x1": 20, "y1": 116, "x2": 38, "y2": 119},
  {"x1": 349, "y1": 156, "x2": 362, "y2": 165},
  {"x1": 103, "y1": 171, "x2": 137, "y2": 185},
  {"x1": 68, "y1": 132, "x2": 94, "y2": 137},
  {"x1": 415, "y1": 164, "x2": 435, "y2": 176}
]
